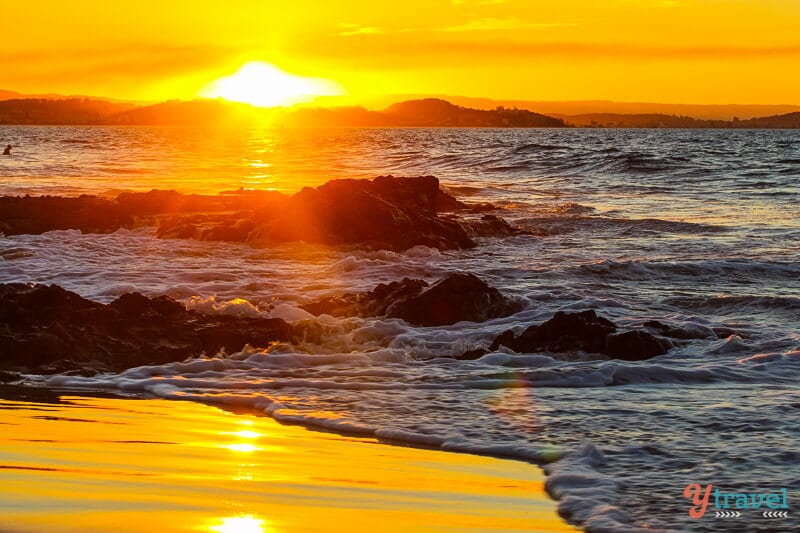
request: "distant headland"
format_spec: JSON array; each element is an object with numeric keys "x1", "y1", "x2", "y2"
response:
[{"x1": 1, "y1": 92, "x2": 799, "y2": 128}]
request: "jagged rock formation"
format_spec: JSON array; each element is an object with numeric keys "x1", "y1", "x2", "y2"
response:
[
  {"x1": 0, "y1": 284, "x2": 293, "y2": 374},
  {"x1": 302, "y1": 273, "x2": 523, "y2": 326}
]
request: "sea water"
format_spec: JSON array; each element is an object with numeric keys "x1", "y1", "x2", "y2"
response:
[{"x1": 1, "y1": 126, "x2": 798, "y2": 532}]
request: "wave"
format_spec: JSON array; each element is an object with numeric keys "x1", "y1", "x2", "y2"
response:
[
  {"x1": 518, "y1": 216, "x2": 728, "y2": 236},
  {"x1": 38, "y1": 342, "x2": 799, "y2": 533},
  {"x1": 578, "y1": 259, "x2": 800, "y2": 283},
  {"x1": 508, "y1": 142, "x2": 568, "y2": 153},
  {"x1": 663, "y1": 294, "x2": 800, "y2": 317}
]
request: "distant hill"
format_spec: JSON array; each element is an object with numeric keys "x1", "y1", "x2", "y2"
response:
[
  {"x1": 0, "y1": 97, "x2": 568, "y2": 128},
  {"x1": 0, "y1": 98, "x2": 137, "y2": 125},
  {"x1": 283, "y1": 106, "x2": 390, "y2": 127},
  {"x1": 0, "y1": 89, "x2": 137, "y2": 104},
  {"x1": 556, "y1": 112, "x2": 800, "y2": 129},
  {"x1": 364, "y1": 95, "x2": 800, "y2": 121},
  {"x1": 381, "y1": 98, "x2": 566, "y2": 127},
  {"x1": 556, "y1": 113, "x2": 728, "y2": 128},
  {"x1": 1, "y1": 96, "x2": 800, "y2": 128},
  {"x1": 739, "y1": 112, "x2": 800, "y2": 128},
  {"x1": 106, "y1": 99, "x2": 262, "y2": 126}
]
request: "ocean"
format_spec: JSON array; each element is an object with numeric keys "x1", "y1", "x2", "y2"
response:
[{"x1": 1, "y1": 126, "x2": 798, "y2": 532}]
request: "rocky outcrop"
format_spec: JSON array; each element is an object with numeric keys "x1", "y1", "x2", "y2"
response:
[
  {"x1": 0, "y1": 284, "x2": 293, "y2": 374},
  {"x1": 386, "y1": 273, "x2": 523, "y2": 326},
  {"x1": 488, "y1": 310, "x2": 671, "y2": 361},
  {"x1": 1, "y1": 176, "x2": 519, "y2": 251},
  {"x1": 605, "y1": 330, "x2": 673, "y2": 360},
  {"x1": 301, "y1": 278, "x2": 428, "y2": 319},
  {"x1": 233, "y1": 175, "x2": 477, "y2": 250},
  {"x1": 0, "y1": 195, "x2": 131, "y2": 235},
  {"x1": 460, "y1": 214, "x2": 530, "y2": 238},
  {"x1": 302, "y1": 273, "x2": 522, "y2": 326}
]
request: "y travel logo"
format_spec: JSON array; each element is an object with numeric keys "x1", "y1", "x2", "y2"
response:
[{"x1": 683, "y1": 484, "x2": 791, "y2": 520}]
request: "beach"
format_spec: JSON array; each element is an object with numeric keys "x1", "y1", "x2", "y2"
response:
[{"x1": 0, "y1": 389, "x2": 573, "y2": 533}]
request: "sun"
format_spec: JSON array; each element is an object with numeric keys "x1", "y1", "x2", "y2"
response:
[{"x1": 200, "y1": 61, "x2": 343, "y2": 108}]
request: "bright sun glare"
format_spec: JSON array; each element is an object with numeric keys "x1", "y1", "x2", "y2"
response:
[
  {"x1": 201, "y1": 61, "x2": 343, "y2": 108},
  {"x1": 209, "y1": 515, "x2": 266, "y2": 533}
]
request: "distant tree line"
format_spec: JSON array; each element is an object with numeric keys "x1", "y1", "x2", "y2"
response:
[{"x1": 1, "y1": 97, "x2": 799, "y2": 128}]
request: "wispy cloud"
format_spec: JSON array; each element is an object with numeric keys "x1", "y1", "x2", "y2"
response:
[
  {"x1": 335, "y1": 17, "x2": 578, "y2": 38},
  {"x1": 0, "y1": 44, "x2": 234, "y2": 85},
  {"x1": 441, "y1": 18, "x2": 579, "y2": 32},
  {"x1": 452, "y1": 0, "x2": 507, "y2": 5},
  {"x1": 337, "y1": 23, "x2": 384, "y2": 37},
  {"x1": 295, "y1": 35, "x2": 800, "y2": 69}
]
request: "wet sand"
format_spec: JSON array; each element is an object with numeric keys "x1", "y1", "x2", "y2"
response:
[{"x1": 0, "y1": 392, "x2": 574, "y2": 532}]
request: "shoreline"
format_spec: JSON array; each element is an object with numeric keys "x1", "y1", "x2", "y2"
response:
[{"x1": 0, "y1": 386, "x2": 576, "y2": 533}]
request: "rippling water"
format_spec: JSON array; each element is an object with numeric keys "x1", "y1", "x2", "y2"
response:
[{"x1": 1, "y1": 126, "x2": 799, "y2": 532}]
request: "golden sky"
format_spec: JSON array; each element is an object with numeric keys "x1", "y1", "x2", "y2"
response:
[{"x1": 3, "y1": 0, "x2": 800, "y2": 104}]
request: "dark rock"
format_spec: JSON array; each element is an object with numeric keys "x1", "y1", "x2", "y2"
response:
[
  {"x1": 387, "y1": 273, "x2": 523, "y2": 326},
  {"x1": 302, "y1": 278, "x2": 428, "y2": 318},
  {"x1": 1, "y1": 176, "x2": 511, "y2": 251},
  {"x1": 605, "y1": 331, "x2": 672, "y2": 361},
  {"x1": 0, "y1": 371, "x2": 22, "y2": 383},
  {"x1": 496, "y1": 310, "x2": 616, "y2": 354},
  {"x1": 0, "y1": 195, "x2": 132, "y2": 236},
  {"x1": 489, "y1": 310, "x2": 671, "y2": 361},
  {"x1": 153, "y1": 176, "x2": 479, "y2": 251},
  {"x1": 461, "y1": 214, "x2": 530, "y2": 238},
  {"x1": 0, "y1": 283, "x2": 294, "y2": 374},
  {"x1": 265, "y1": 176, "x2": 475, "y2": 250},
  {"x1": 303, "y1": 273, "x2": 521, "y2": 326},
  {"x1": 489, "y1": 330, "x2": 517, "y2": 352},
  {"x1": 435, "y1": 189, "x2": 470, "y2": 212},
  {"x1": 456, "y1": 348, "x2": 490, "y2": 360}
]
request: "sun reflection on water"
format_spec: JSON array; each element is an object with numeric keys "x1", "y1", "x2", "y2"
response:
[
  {"x1": 232, "y1": 430, "x2": 262, "y2": 439},
  {"x1": 226, "y1": 443, "x2": 259, "y2": 453}
]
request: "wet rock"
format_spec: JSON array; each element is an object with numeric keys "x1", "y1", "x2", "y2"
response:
[
  {"x1": 0, "y1": 371, "x2": 22, "y2": 383},
  {"x1": 0, "y1": 195, "x2": 132, "y2": 236},
  {"x1": 303, "y1": 273, "x2": 521, "y2": 326},
  {"x1": 0, "y1": 283, "x2": 293, "y2": 374},
  {"x1": 253, "y1": 176, "x2": 475, "y2": 250},
  {"x1": 456, "y1": 348, "x2": 490, "y2": 360},
  {"x1": 461, "y1": 214, "x2": 530, "y2": 238},
  {"x1": 154, "y1": 176, "x2": 479, "y2": 251},
  {"x1": 387, "y1": 273, "x2": 523, "y2": 326},
  {"x1": 302, "y1": 278, "x2": 428, "y2": 318},
  {"x1": 1, "y1": 176, "x2": 506, "y2": 251},
  {"x1": 489, "y1": 310, "x2": 671, "y2": 360},
  {"x1": 492, "y1": 310, "x2": 616, "y2": 354},
  {"x1": 605, "y1": 330, "x2": 673, "y2": 361}
]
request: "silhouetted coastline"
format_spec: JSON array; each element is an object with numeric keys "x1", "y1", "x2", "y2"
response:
[{"x1": 2, "y1": 95, "x2": 799, "y2": 127}]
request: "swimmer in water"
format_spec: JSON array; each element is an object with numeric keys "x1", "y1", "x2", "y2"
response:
[{"x1": 2, "y1": 145, "x2": 10, "y2": 155}]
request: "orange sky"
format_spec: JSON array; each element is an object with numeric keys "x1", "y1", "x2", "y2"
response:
[{"x1": 3, "y1": 0, "x2": 800, "y2": 104}]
